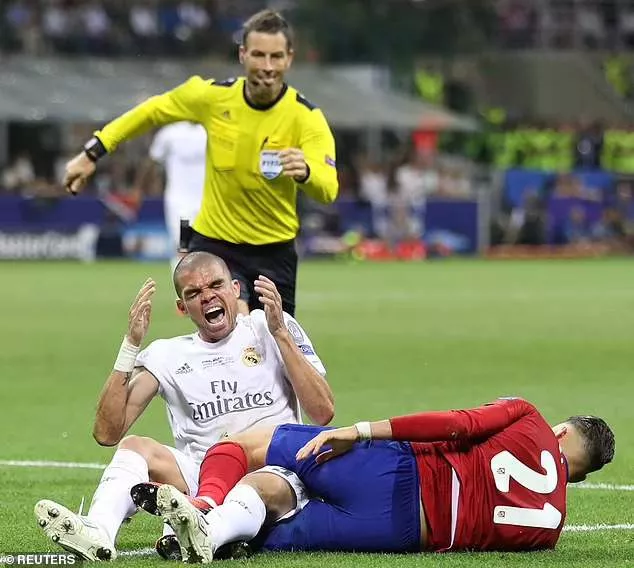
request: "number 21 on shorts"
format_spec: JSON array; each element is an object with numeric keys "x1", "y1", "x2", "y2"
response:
[{"x1": 490, "y1": 450, "x2": 563, "y2": 529}]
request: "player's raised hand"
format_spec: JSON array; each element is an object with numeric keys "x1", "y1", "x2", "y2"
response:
[
  {"x1": 127, "y1": 278, "x2": 156, "y2": 347},
  {"x1": 279, "y1": 148, "x2": 308, "y2": 182},
  {"x1": 254, "y1": 275, "x2": 285, "y2": 337},
  {"x1": 63, "y1": 152, "x2": 96, "y2": 195},
  {"x1": 295, "y1": 426, "x2": 359, "y2": 465}
]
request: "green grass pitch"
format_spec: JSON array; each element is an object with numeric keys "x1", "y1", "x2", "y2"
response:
[{"x1": 0, "y1": 258, "x2": 632, "y2": 567}]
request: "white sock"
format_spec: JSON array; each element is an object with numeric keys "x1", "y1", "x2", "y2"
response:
[
  {"x1": 206, "y1": 485, "x2": 266, "y2": 551},
  {"x1": 87, "y1": 449, "x2": 149, "y2": 544}
]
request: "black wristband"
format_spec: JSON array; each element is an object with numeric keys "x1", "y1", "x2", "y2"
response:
[{"x1": 83, "y1": 136, "x2": 108, "y2": 163}]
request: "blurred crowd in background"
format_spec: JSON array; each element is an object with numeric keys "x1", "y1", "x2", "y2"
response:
[
  {"x1": 0, "y1": 0, "x2": 287, "y2": 58},
  {"x1": 6, "y1": 1, "x2": 634, "y2": 60}
]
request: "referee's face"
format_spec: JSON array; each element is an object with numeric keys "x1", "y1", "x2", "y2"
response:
[{"x1": 240, "y1": 31, "x2": 293, "y2": 105}]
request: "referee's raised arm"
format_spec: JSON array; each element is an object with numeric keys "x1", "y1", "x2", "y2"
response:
[{"x1": 63, "y1": 76, "x2": 212, "y2": 195}]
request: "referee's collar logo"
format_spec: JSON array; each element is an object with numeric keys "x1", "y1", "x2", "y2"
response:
[{"x1": 259, "y1": 150, "x2": 283, "y2": 180}]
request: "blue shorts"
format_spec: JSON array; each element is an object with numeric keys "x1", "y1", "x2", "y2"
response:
[{"x1": 260, "y1": 424, "x2": 421, "y2": 553}]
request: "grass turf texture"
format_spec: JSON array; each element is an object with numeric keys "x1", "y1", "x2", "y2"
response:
[{"x1": 0, "y1": 259, "x2": 632, "y2": 566}]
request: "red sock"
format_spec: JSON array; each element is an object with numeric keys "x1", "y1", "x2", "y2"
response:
[{"x1": 196, "y1": 442, "x2": 248, "y2": 505}]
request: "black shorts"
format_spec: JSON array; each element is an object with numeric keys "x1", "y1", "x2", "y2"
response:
[{"x1": 188, "y1": 230, "x2": 298, "y2": 316}]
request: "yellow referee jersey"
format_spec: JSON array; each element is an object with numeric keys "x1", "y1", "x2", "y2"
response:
[{"x1": 96, "y1": 76, "x2": 338, "y2": 244}]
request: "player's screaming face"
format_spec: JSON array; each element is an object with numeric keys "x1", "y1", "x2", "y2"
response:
[
  {"x1": 240, "y1": 31, "x2": 293, "y2": 104},
  {"x1": 177, "y1": 262, "x2": 241, "y2": 342}
]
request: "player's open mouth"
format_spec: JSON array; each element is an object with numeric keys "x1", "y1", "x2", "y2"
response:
[{"x1": 204, "y1": 306, "x2": 226, "y2": 326}]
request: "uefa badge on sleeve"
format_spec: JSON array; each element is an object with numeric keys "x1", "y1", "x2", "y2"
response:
[
  {"x1": 259, "y1": 151, "x2": 283, "y2": 180},
  {"x1": 286, "y1": 320, "x2": 304, "y2": 344}
]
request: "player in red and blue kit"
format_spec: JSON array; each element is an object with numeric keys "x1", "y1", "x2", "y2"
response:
[{"x1": 132, "y1": 398, "x2": 615, "y2": 561}]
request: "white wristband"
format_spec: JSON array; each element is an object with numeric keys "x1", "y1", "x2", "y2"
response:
[
  {"x1": 113, "y1": 336, "x2": 140, "y2": 373},
  {"x1": 354, "y1": 421, "x2": 372, "y2": 441}
]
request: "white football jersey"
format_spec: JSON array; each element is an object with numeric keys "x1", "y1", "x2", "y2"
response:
[
  {"x1": 136, "y1": 310, "x2": 326, "y2": 465},
  {"x1": 149, "y1": 122, "x2": 207, "y2": 205}
]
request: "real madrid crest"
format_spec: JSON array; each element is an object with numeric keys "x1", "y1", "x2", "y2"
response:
[{"x1": 242, "y1": 346, "x2": 262, "y2": 367}]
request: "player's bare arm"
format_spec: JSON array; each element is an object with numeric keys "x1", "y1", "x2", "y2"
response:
[
  {"x1": 296, "y1": 399, "x2": 537, "y2": 464},
  {"x1": 296, "y1": 421, "x2": 392, "y2": 464},
  {"x1": 93, "y1": 279, "x2": 159, "y2": 445},
  {"x1": 254, "y1": 275, "x2": 334, "y2": 425}
]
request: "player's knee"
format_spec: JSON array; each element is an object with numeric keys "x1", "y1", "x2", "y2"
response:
[
  {"x1": 119, "y1": 435, "x2": 159, "y2": 461},
  {"x1": 241, "y1": 472, "x2": 294, "y2": 523}
]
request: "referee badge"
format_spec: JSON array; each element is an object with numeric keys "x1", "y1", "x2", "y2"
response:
[{"x1": 259, "y1": 150, "x2": 283, "y2": 180}]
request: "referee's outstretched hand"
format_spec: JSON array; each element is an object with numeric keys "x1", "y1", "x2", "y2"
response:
[
  {"x1": 63, "y1": 152, "x2": 96, "y2": 195},
  {"x1": 254, "y1": 275, "x2": 285, "y2": 337}
]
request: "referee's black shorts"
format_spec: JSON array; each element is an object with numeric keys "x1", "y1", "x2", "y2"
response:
[{"x1": 188, "y1": 229, "x2": 298, "y2": 316}]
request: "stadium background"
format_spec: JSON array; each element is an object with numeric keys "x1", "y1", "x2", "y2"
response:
[{"x1": 0, "y1": 1, "x2": 632, "y2": 566}]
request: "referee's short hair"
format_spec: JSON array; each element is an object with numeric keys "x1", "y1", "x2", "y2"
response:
[{"x1": 242, "y1": 9, "x2": 294, "y2": 50}]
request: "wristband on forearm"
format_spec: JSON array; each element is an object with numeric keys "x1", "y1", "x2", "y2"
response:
[
  {"x1": 113, "y1": 336, "x2": 140, "y2": 373},
  {"x1": 354, "y1": 421, "x2": 372, "y2": 441},
  {"x1": 83, "y1": 136, "x2": 108, "y2": 163}
]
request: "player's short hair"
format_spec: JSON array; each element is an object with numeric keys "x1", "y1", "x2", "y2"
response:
[
  {"x1": 173, "y1": 252, "x2": 231, "y2": 298},
  {"x1": 566, "y1": 415, "x2": 615, "y2": 474},
  {"x1": 242, "y1": 9, "x2": 294, "y2": 50}
]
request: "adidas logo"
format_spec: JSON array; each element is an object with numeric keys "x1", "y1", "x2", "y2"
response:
[{"x1": 175, "y1": 363, "x2": 193, "y2": 375}]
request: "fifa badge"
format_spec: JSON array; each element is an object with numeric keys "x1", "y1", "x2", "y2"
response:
[{"x1": 259, "y1": 150, "x2": 283, "y2": 180}]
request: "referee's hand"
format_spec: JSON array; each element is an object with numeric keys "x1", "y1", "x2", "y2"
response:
[
  {"x1": 279, "y1": 148, "x2": 308, "y2": 182},
  {"x1": 63, "y1": 152, "x2": 96, "y2": 195}
]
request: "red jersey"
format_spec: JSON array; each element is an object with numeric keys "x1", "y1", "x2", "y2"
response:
[{"x1": 390, "y1": 398, "x2": 568, "y2": 552}]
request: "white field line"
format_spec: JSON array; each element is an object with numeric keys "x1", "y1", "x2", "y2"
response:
[
  {"x1": 563, "y1": 523, "x2": 634, "y2": 533},
  {"x1": 0, "y1": 460, "x2": 105, "y2": 470},
  {"x1": 571, "y1": 482, "x2": 634, "y2": 492},
  {"x1": 1, "y1": 460, "x2": 633, "y2": 493},
  {"x1": 118, "y1": 548, "x2": 155, "y2": 558}
]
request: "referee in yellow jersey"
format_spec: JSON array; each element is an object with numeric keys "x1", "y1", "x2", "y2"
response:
[{"x1": 63, "y1": 10, "x2": 338, "y2": 317}]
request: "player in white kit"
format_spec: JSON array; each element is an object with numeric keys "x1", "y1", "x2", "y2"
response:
[
  {"x1": 140, "y1": 122, "x2": 207, "y2": 272},
  {"x1": 34, "y1": 252, "x2": 334, "y2": 561}
]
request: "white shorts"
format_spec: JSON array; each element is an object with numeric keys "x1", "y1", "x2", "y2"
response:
[
  {"x1": 164, "y1": 446, "x2": 200, "y2": 495},
  {"x1": 255, "y1": 465, "x2": 310, "y2": 522}
]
